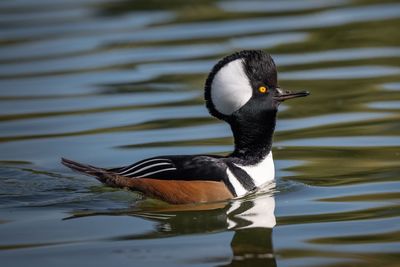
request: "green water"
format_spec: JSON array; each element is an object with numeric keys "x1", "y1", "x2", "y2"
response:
[{"x1": 0, "y1": 0, "x2": 399, "y2": 266}]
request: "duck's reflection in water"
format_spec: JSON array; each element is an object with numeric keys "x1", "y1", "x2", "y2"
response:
[
  {"x1": 221, "y1": 182, "x2": 276, "y2": 267},
  {"x1": 67, "y1": 182, "x2": 276, "y2": 266}
]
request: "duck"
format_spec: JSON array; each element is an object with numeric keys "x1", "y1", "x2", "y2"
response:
[{"x1": 62, "y1": 50, "x2": 309, "y2": 204}]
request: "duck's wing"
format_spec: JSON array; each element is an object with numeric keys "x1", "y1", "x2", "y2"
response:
[
  {"x1": 107, "y1": 155, "x2": 228, "y2": 182},
  {"x1": 107, "y1": 157, "x2": 178, "y2": 179},
  {"x1": 61, "y1": 156, "x2": 233, "y2": 204}
]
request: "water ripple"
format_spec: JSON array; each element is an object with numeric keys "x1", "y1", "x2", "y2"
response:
[
  {"x1": 281, "y1": 66, "x2": 400, "y2": 80},
  {"x1": 277, "y1": 136, "x2": 400, "y2": 147},
  {"x1": 218, "y1": 0, "x2": 349, "y2": 13},
  {"x1": 0, "y1": 12, "x2": 175, "y2": 41},
  {"x1": 0, "y1": 33, "x2": 307, "y2": 77},
  {"x1": 115, "y1": 3, "x2": 400, "y2": 43}
]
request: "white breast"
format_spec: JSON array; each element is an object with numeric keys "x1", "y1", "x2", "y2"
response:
[
  {"x1": 236, "y1": 152, "x2": 275, "y2": 187},
  {"x1": 226, "y1": 152, "x2": 275, "y2": 197}
]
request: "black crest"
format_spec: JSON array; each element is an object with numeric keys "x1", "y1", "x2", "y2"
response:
[{"x1": 204, "y1": 50, "x2": 277, "y2": 121}]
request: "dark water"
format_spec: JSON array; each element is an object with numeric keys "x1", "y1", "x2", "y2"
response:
[{"x1": 1, "y1": 0, "x2": 400, "y2": 266}]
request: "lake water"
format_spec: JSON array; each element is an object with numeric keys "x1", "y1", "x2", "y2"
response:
[{"x1": 0, "y1": 0, "x2": 399, "y2": 266}]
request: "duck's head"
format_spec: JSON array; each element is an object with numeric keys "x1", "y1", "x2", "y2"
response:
[{"x1": 205, "y1": 50, "x2": 309, "y2": 123}]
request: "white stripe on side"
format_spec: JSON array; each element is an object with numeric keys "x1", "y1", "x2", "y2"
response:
[
  {"x1": 124, "y1": 162, "x2": 173, "y2": 176},
  {"x1": 226, "y1": 168, "x2": 247, "y2": 197},
  {"x1": 136, "y1": 168, "x2": 177, "y2": 178},
  {"x1": 118, "y1": 158, "x2": 171, "y2": 175}
]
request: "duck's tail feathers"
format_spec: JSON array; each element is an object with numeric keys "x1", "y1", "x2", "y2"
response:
[
  {"x1": 61, "y1": 157, "x2": 103, "y2": 176},
  {"x1": 61, "y1": 157, "x2": 134, "y2": 188}
]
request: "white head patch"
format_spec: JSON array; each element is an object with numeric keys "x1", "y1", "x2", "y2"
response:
[{"x1": 211, "y1": 59, "x2": 253, "y2": 115}]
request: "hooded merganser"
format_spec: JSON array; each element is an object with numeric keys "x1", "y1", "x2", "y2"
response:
[{"x1": 62, "y1": 50, "x2": 309, "y2": 204}]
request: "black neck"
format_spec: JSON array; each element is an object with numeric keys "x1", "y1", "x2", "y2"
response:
[{"x1": 229, "y1": 110, "x2": 277, "y2": 165}]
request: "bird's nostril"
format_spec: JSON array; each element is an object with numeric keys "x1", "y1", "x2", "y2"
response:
[{"x1": 275, "y1": 88, "x2": 283, "y2": 95}]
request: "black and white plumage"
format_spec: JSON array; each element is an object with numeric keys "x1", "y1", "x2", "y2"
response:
[{"x1": 62, "y1": 50, "x2": 309, "y2": 204}]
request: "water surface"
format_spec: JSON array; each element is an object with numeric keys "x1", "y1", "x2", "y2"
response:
[{"x1": 0, "y1": 0, "x2": 399, "y2": 266}]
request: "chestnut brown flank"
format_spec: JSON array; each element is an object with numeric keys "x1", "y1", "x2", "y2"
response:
[{"x1": 129, "y1": 178, "x2": 233, "y2": 204}]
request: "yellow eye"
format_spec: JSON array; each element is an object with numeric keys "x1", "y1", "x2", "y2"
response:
[{"x1": 259, "y1": 86, "x2": 268, "y2": 93}]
